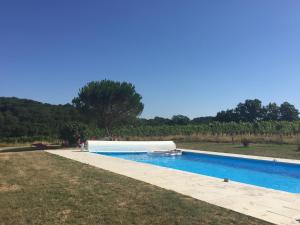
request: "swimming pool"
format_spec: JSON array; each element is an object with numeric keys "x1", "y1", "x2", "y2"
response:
[{"x1": 96, "y1": 151, "x2": 300, "y2": 193}]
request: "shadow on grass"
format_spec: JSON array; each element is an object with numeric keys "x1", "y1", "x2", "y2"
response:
[{"x1": 0, "y1": 145, "x2": 62, "y2": 153}]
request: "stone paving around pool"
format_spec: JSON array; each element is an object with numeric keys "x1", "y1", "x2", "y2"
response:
[{"x1": 46, "y1": 149, "x2": 300, "y2": 225}]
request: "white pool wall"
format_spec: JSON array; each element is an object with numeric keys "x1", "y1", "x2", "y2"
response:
[{"x1": 87, "y1": 140, "x2": 176, "y2": 153}]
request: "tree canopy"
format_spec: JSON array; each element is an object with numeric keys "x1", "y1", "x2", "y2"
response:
[
  {"x1": 280, "y1": 102, "x2": 299, "y2": 121},
  {"x1": 171, "y1": 115, "x2": 190, "y2": 125},
  {"x1": 72, "y1": 80, "x2": 144, "y2": 137},
  {"x1": 263, "y1": 103, "x2": 280, "y2": 121}
]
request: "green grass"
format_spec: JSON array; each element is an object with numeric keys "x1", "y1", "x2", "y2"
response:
[
  {"x1": 0, "y1": 151, "x2": 270, "y2": 225},
  {"x1": 177, "y1": 142, "x2": 300, "y2": 160}
]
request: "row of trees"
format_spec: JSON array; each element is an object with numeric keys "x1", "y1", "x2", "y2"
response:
[
  {"x1": 215, "y1": 99, "x2": 299, "y2": 122},
  {"x1": 139, "y1": 116, "x2": 214, "y2": 126},
  {"x1": 0, "y1": 80, "x2": 299, "y2": 144},
  {"x1": 140, "y1": 100, "x2": 300, "y2": 126},
  {"x1": 137, "y1": 100, "x2": 299, "y2": 126}
]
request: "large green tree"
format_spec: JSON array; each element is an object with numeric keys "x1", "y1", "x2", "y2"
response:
[
  {"x1": 280, "y1": 102, "x2": 299, "y2": 121},
  {"x1": 72, "y1": 80, "x2": 144, "y2": 137},
  {"x1": 235, "y1": 99, "x2": 263, "y2": 122}
]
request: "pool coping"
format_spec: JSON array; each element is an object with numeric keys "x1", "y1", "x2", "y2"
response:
[{"x1": 46, "y1": 149, "x2": 300, "y2": 225}]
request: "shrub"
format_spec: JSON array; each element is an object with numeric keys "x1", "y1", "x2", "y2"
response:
[
  {"x1": 241, "y1": 138, "x2": 251, "y2": 147},
  {"x1": 59, "y1": 122, "x2": 88, "y2": 146}
]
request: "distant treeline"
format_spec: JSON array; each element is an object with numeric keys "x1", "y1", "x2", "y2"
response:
[
  {"x1": 215, "y1": 99, "x2": 299, "y2": 122},
  {"x1": 0, "y1": 97, "x2": 299, "y2": 143},
  {"x1": 0, "y1": 97, "x2": 80, "y2": 139},
  {"x1": 138, "y1": 99, "x2": 299, "y2": 125}
]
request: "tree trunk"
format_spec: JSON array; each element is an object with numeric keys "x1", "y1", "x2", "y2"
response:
[{"x1": 105, "y1": 126, "x2": 113, "y2": 140}]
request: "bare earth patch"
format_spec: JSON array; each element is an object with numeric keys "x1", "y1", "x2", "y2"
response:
[
  {"x1": 58, "y1": 209, "x2": 72, "y2": 222},
  {"x1": 0, "y1": 183, "x2": 20, "y2": 192}
]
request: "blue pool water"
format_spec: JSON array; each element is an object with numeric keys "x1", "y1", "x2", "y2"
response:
[{"x1": 96, "y1": 151, "x2": 300, "y2": 193}]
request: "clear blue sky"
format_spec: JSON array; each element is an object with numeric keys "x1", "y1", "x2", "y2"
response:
[{"x1": 0, "y1": 0, "x2": 299, "y2": 118}]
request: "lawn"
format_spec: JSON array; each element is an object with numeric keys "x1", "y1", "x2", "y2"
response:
[
  {"x1": 0, "y1": 150, "x2": 270, "y2": 225},
  {"x1": 177, "y1": 142, "x2": 300, "y2": 160}
]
